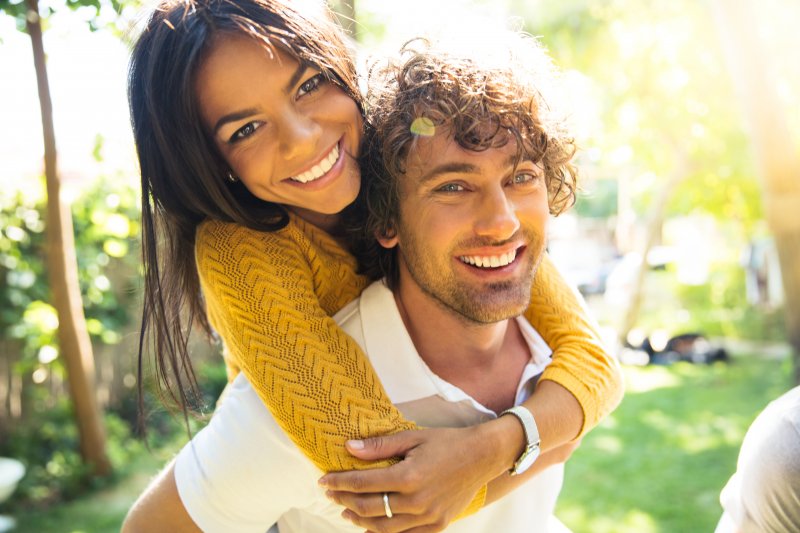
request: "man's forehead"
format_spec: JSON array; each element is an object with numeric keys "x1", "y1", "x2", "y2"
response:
[{"x1": 403, "y1": 129, "x2": 520, "y2": 181}]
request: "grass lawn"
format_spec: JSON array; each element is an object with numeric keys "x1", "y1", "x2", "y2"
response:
[
  {"x1": 4, "y1": 352, "x2": 792, "y2": 533},
  {"x1": 557, "y1": 353, "x2": 793, "y2": 533}
]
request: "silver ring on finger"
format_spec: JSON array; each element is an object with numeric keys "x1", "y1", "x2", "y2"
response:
[{"x1": 383, "y1": 492, "x2": 393, "y2": 518}]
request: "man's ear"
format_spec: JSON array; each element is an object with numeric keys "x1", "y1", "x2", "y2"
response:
[{"x1": 376, "y1": 227, "x2": 399, "y2": 249}]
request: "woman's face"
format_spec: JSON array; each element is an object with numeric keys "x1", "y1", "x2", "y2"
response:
[{"x1": 195, "y1": 33, "x2": 362, "y2": 218}]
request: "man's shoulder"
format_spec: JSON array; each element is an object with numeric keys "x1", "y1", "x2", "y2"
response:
[{"x1": 332, "y1": 280, "x2": 392, "y2": 349}]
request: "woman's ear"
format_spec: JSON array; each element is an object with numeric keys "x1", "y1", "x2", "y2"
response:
[{"x1": 376, "y1": 227, "x2": 398, "y2": 249}]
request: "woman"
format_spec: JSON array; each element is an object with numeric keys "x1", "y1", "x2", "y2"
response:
[{"x1": 127, "y1": 0, "x2": 622, "y2": 529}]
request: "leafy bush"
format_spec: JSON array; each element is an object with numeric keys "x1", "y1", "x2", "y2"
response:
[
  {"x1": 1, "y1": 176, "x2": 141, "y2": 376},
  {"x1": 675, "y1": 265, "x2": 786, "y2": 341},
  {"x1": 1, "y1": 395, "x2": 142, "y2": 508}
]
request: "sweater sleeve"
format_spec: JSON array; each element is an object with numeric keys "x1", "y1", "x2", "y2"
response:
[
  {"x1": 196, "y1": 219, "x2": 417, "y2": 472},
  {"x1": 525, "y1": 253, "x2": 624, "y2": 437}
]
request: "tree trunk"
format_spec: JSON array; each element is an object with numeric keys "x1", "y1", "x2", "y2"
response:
[
  {"x1": 712, "y1": 0, "x2": 800, "y2": 384},
  {"x1": 25, "y1": 0, "x2": 111, "y2": 476}
]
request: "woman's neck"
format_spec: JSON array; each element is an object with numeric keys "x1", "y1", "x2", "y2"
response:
[{"x1": 288, "y1": 206, "x2": 343, "y2": 235}]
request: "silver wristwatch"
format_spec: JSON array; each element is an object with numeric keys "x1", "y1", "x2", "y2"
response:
[{"x1": 500, "y1": 405, "x2": 541, "y2": 475}]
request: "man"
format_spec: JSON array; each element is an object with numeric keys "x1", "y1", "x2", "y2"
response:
[
  {"x1": 125, "y1": 32, "x2": 584, "y2": 532},
  {"x1": 715, "y1": 386, "x2": 800, "y2": 532}
]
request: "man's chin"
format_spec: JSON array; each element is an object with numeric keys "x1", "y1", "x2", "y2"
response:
[{"x1": 451, "y1": 292, "x2": 531, "y2": 324}]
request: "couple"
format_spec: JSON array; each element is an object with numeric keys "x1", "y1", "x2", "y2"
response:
[{"x1": 124, "y1": 0, "x2": 622, "y2": 531}]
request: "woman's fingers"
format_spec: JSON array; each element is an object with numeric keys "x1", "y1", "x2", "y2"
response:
[
  {"x1": 325, "y1": 491, "x2": 434, "y2": 533},
  {"x1": 345, "y1": 430, "x2": 424, "y2": 461},
  {"x1": 326, "y1": 490, "x2": 395, "y2": 518},
  {"x1": 320, "y1": 458, "x2": 415, "y2": 493},
  {"x1": 339, "y1": 504, "x2": 448, "y2": 533}
]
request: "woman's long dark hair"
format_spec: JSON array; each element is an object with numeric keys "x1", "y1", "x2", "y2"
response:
[{"x1": 128, "y1": 0, "x2": 361, "y2": 424}]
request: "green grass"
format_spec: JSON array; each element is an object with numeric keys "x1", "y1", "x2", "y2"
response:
[{"x1": 557, "y1": 354, "x2": 793, "y2": 533}]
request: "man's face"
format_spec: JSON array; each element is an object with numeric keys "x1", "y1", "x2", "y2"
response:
[{"x1": 379, "y1": 130, "x2": 550, "y2": 324}]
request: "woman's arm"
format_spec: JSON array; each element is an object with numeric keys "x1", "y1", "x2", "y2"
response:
[
  {"x1": 196, "y1": 218, "x2": 417, "y2": 472},
  {"x1": 526, "y1": 253, "x2": 624, "y2": 441}
]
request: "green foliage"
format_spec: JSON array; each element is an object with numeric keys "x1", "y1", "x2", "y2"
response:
[
  {"x1": 524, "y1": 0, "x2": 765, "y2": 227},
  {"x1": 675, "y1": 266, "x2": 785, "y2": 341},
  {"x1": 0, "y1": 0, "x2": 135, "y2": 33},
  {"x1": 0, "y1": 395, "x2": 142, "y2": 507},
  {"x1": 0, "y1": 176, "x2": 141, "y2": 376},
  {"x1": 574, "y1": 178, "x2": 618, "y2": 218}
]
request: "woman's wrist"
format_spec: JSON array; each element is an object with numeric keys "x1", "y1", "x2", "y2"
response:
[
  {"x1": 478, "y1": 414, "x2": 528, "y2": 475},
  {"x1": 523, "y1": 379, "x2": 582, "y2": 452}
]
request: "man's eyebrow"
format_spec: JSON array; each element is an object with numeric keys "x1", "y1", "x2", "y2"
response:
[
  {"x1": 213, "y1": 108, "x2": 260, "y2": 137},
  {"x1": 417, "y1": 162, "x2": 479, "y2": 185},
  {"x1": 416, "y1": 153, "x2": 524, "y2": 184}
]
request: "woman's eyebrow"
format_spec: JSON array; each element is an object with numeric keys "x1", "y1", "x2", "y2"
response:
[
  {"x1": 284, "y1": 63, "x2": 309, "y2": 93},
  {"x1": 212, "y1": 63, "x2": 310, "y2": 136}
]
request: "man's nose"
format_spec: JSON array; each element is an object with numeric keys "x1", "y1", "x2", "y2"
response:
[
  {"x1": 473, "y1": 187, "x2": 520, "y2": 241},
  {"x1": 278, "y1": 111, "x2": 322, "y2": 161}
]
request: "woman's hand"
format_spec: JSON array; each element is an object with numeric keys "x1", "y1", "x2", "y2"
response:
[{"x1": 318, "y1": 423, "x2": 515, "y2": 533}]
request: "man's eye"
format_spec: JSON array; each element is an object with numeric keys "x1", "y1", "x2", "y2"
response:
[
  {"x1": 298, "y1": 74, "x2": 326, "y2": 97},
  {"x1": 438, "y1": 183, "x2": 465, "y2": 193},
  {"x1": 511, "y1": 172, "x2": 540, "y2": 186}
]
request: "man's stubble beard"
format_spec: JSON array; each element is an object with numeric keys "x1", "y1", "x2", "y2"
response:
[{"x1": 398, "y1": 228, "x2": 547, "y2": 326}]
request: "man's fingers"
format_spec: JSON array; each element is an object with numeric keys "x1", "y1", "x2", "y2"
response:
[{"x1": 346, "y1": 430, "x2": 422, "y2": 461}]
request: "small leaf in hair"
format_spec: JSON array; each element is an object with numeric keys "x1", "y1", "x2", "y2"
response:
[{"x1": 410, "y1": 117, "x2": 436, "y2": 137}]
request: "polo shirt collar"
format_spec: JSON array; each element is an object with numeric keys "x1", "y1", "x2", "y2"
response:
[{"x1": 357, "y1": 280, "x2": 552, "y2": 406}]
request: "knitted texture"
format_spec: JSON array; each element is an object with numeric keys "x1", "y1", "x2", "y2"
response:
[
  {"x1": 197, "y1": 216, "x2": 415, "y2": 473},
  {"x1": 529, "y1": 254, "x2": 624, "y2": 436}
]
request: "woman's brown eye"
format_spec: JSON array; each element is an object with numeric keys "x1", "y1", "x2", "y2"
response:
[
  {"x1": 298, "y1": 74, "x2": 325, "y2": 97},
  {"x1": 229, "y1": 122, "x2": 260, "y2": 143}
]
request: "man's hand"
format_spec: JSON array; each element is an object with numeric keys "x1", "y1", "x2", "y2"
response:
[{"x1": 319, "y1": 425, "x2": 508, "y2": 533}]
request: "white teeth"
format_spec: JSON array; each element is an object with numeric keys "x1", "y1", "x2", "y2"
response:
[
  {"x1": 290, "y1": 143, "x2": 340, "y2": 183},
  {"x1": 459, "y1": 250, "x2": 517, "y2": 268}
]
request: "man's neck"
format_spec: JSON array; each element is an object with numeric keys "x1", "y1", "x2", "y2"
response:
[{"x1": 392, "y1": 274, "x2": 530, "y2": 413}]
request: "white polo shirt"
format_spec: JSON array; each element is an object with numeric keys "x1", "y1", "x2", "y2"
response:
[{"x1": 175, "y1": 280, "x2": 567, "y2": 532}]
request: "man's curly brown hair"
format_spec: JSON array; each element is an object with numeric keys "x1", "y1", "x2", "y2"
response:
[{"x1": 348, "y1": 34, "x2": 579, "y2": 288}]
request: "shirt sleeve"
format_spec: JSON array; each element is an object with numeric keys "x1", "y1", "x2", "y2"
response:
[
  {"x1": 174, "y1": 374, "x2": 320, "y2": 533},
  {"x1": 732, "y1": 392, "x2": 800, "y2": 532},
  {"x1": 195, "y1": 219, "x2": 417, "y2": 473},
  {"x1": 525, "y1": 253, "x2": 624, "y2": 437}
]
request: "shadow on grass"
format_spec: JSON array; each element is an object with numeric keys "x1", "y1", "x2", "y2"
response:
[{"x1": 558, "y1": 355, "x2": 793, "y2": 533}]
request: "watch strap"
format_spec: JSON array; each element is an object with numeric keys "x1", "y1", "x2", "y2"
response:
[{"x1": 500, "y1": 405, "x2": 541, "y2": 474}]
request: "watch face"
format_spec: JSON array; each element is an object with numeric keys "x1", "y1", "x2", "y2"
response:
[{"x1": 515, "y1": 444, "x2": 541, "y2": 474}]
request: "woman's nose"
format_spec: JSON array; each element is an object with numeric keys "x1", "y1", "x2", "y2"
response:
[{"x1": 278, "y1": 111, "x2": 322, "y2": 162}]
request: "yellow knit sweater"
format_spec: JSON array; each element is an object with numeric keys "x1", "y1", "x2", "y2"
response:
[{"x1": 196, "y1": 213, "x2": 622, "y2": 491}]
